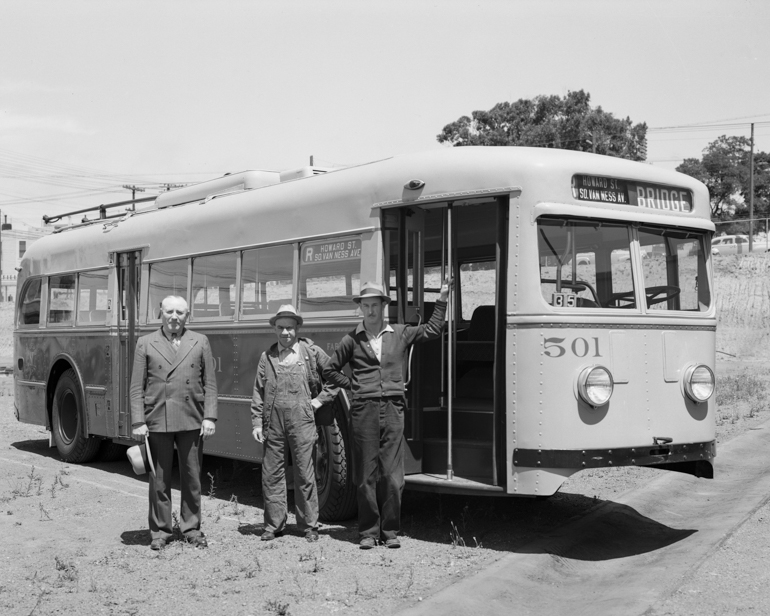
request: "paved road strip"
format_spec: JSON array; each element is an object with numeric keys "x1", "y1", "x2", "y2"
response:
[{"x1": 398, "y1": 422, "x2": 770, "y2": 616}]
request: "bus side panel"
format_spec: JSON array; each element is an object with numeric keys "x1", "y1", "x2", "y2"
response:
[
  {"x1": 203, "y1": 399, "x2": 262, "y2": 462},
  {"x1": 201, "y1": 326, "x2": 349, "y2": 462},
  {"x1": 15, "y1": 382, "x2": 47, "y2": 427},
  {"x1": 16, "y1": 331, "x2": 112, "y2": 432},
  {"x1": 509, "y1": 325, "x2": 716, "y2": 495},
  {"x1": 16, "y1": 332, "x2": 50, "y2": 427}
]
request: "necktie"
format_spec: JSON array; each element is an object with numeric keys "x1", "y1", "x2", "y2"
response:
[{"x1": 171, "y1": 334, "x2": 180, "y2": 349}]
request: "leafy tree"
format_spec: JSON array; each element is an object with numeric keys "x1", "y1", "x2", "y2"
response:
[
  {"x1": 436, "y1": 90, "x2": 648, "y2": 161},
  {"x1": 677, "y1": 136, "x2": 770, "y2": 222}
]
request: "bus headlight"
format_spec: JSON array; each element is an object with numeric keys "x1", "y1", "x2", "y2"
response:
[
  {"x1": 577, "y1": 365, "x2": 614, "y2": 407},
  {"x1": 683, "y1": 364, "x2": 714, "y2": 403}
]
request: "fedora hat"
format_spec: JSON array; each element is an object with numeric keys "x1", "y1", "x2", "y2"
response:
[
  {"x1": 354, "y1": 282, "x2": 391, "y2": 304},
  {"x1": 126, "y1": 436, "x2": 155, "y2": 475},
  {"x1": 269, "y1": 304, "x2": 303, "y2": 326}
]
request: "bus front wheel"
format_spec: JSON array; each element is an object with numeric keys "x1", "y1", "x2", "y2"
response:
[
  {"x1": 316, "y1": 400, "x2": 357, "y2": 522},
  {"x1": 52, "y1": 369, "x2": 101, "y2": 463}
]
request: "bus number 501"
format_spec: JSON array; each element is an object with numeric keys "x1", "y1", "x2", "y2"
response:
[{"x1": 544, "y1": 337, "x2": 601, "y2": 358}]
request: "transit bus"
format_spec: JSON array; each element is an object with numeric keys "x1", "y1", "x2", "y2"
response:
[{"x1": 14, "y1": 147, "x2": 716, "y2": 520}]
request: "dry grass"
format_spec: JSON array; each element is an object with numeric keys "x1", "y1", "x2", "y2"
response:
[{"x1": 713, "y1": 254, "x2": 770, "y2": 360}]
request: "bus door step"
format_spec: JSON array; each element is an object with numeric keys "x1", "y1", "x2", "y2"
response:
[{"x1": 422, "y1": 437, "x2": 493, "y2": 480}]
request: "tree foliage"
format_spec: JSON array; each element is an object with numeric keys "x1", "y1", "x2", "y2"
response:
[
  {"x1": 436, "y1": 90, "x2": 648, "y2": 161},
  {"x1": 677, "y1": 136, "x2": 770, "y2": 221}
]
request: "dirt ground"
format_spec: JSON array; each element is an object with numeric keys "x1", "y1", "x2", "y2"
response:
[{"x1": 2, "y1": 356, "x2": 769, "y2": 616}]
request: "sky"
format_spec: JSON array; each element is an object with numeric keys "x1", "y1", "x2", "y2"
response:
[{"x1": 1, "y1": 0, "x2": 769, "y2": 228}]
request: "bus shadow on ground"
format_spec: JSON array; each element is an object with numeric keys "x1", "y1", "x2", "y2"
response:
[
  {"x1": 514, "y1": 500, "x2": 697, "y2": 561},
  {"x1": 399, "y1": 491, "x2": 696, "y2": 560}
]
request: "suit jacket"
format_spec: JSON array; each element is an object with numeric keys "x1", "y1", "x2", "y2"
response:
[{"x1": 129, "y1": 327, "x2": 218, "y2": 432}]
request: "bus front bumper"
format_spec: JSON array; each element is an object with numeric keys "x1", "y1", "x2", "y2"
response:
[{"x1": 514, "y1": 440, "x2": 716, "y2": 478}]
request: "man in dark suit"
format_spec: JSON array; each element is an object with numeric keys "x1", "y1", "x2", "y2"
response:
[{"x1": 130, "y1": 295, "x2": 218, "y2": 550}]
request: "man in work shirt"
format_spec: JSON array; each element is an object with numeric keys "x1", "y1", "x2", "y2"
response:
[
  {"x1": 130, "y1": 295, "x2": 218, "y2": 550},
  {"x1": 328, "y1": 278, "x2": 450, "y2": 549},
  {"x1": 251, "y1": 305, "x2": 341, "y2": 542}
]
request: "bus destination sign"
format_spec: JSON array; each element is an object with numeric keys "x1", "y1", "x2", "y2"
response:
[
  {"x1": 572, "y1": 175, "x2": 693, "y2": 212},
  {"x1": 302, "y1": 238, "x2": 362, "y2": 264}
]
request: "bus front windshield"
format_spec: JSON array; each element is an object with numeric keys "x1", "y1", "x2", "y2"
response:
[{"x1": 538, "y1": 217, "x2": 711, "y2": 312}]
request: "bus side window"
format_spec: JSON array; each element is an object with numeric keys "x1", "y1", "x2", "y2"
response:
[
  {"x1": 240, "y1": 245, "x2": 294, "y2": 317},
  {"x1": 148, "y1": 259, "x2": 189, "y2": 321},
  {"x1": 191, "y1": 252, "x2": 237, "y2": 320},
  {"x1": 77, "y1": 269, "x2": 109, "y2": 325},
  {"x1": 298, "y1": 237, "x2": 362, "y2": 313},
  {"x1": 48, "y1": 274, "x2": 76, "y2": 325}
]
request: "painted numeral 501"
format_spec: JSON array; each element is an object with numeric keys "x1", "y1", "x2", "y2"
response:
[{"x1": 544, "y1": 337, "x2": 601, "y2": 358}]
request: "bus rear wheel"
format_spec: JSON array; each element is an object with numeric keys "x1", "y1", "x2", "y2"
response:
[
  {"x1": 316, "y1": 401, "x2": 357, "y2": 522},
  {"x1": 52, "y1": 369, "x2": 101, "y2": 463}
]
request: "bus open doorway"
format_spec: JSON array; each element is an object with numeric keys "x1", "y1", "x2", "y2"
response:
[{"x1": 384, "y1": 197, "x2": 509, "y2": 492}]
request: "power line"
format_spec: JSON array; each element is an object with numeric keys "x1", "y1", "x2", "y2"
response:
[{"x1": 649, "y1": 121, "x2": 770, "y2": 134}]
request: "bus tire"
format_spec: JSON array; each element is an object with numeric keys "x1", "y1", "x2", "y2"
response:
[
  {"x1": 316, "y1": 402, "x2": 357, "y2": 522},
  {"x1": 51, "y1": 369, "x2": 101, "y2": 463}
]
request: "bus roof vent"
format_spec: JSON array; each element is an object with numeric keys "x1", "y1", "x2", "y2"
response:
[
  {"x1": 279, "y1": 166, "x2": 330, "y2": 183},
  {"x1": 154, "y1": 170, "x2": 280, "y2": 209}
]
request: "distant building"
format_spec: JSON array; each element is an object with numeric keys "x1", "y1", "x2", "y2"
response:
[{"x1": 1, "y1": 219, "x2": 51, "y2": 303}]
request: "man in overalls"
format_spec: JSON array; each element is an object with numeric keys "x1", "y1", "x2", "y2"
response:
[{"x1": 250, "y1": 305, "x2": 340, "y2": 542}]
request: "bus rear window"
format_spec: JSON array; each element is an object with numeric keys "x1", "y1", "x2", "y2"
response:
[{"x1": 19, "y1": 278, "x2": 42, "y2": 326}]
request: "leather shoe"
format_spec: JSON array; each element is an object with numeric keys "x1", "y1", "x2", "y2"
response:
[
  {"x1": 261, "y1": 530, "x2": 283, "y2": 542},
  {"x1": 384, "y1": 538, "x2": 401, "y2": 549},
  {"x1": 150, "y1": 538, "x2": 167, "y2": 551},
  {"x1": 186, "y1": 535, "x2": 208, "y2": 548},
  {"x1": 305, "y1": 528, "x2": 319, "y2": 542},
  {"x1": 359, "y1": 537, "x2": 376, "y2": 550}
]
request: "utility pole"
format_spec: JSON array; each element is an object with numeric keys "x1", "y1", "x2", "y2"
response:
[
  {"x1": 160, "y1": 183, "x2": 185, "y2": 192},
  {"x1": 749, "y1": 123, "x2": 755, "y2": 252},
  {"x1": 122, "y1": 184, "x2": 146, "y2": 211}
]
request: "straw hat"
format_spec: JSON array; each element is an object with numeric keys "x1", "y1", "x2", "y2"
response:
[
  {"x1": 353, "y1": 282, "x2": 391, "y2": 304},
  {"x1": 269, "y1": 304, "x2": 303, "y2": 326},
  {"x1": 126, "y1": 436, "x2": 155, "y2": 475}
]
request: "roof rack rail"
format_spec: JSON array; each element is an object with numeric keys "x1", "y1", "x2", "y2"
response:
[{"x1": 43, "y1": 195, "x2": 156, "y2": 225}]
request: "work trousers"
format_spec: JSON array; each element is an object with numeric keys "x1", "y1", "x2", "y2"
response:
[
  {"x1": 351, "y1": 396, "x2": 405, "y2": 542},
  {"x1": 262, "y1": 361, "x2": 319, "y2": 533},
  {"x1": 147, "y1": 429, "x2": 203, "y2": 541}
]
